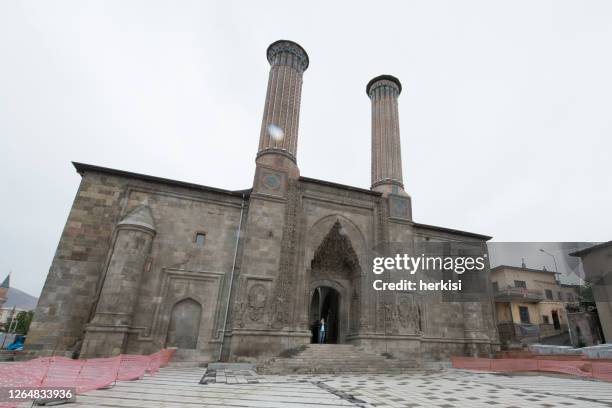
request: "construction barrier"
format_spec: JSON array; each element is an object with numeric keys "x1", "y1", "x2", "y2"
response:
[
  {"x1": 496, "y1": 350, "x2": 612, "y2": 362},
  {"x1": 451, "y1": 355, "x2": 612, "y2": 382},
  {"x1": 0, "y1": 348, "x2": 175, "y2": 408}
]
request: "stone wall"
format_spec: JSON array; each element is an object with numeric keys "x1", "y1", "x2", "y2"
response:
[
  {"x1": 27, "y1": 165, "x2": 245, "y2": 362},
  {"x1": 27, "y1": 172, "x2": 125, "y2": 355}
]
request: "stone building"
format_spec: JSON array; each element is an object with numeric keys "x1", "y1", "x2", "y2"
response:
[{"x1": 26, "y1": 40, "x2": 500, "y2": 363}]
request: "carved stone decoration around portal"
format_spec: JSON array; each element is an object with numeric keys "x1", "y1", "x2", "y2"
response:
[
  {"x1": 397, "y1": 294, "x2": 423, "y2": 334},
  {"x1": 247, "y1": 284, "x2": 268, "y2": 322},
  {"x1": 383, "y1": 301, "x2": 399, "y2": 334},
  {"x1": 350, "y1": 287, "x2": 360, "y2": 334},
  {"x1": 269, "y1": 181, "x2": 301, "y2": 330},
  {"x1": 311, "y1": 221, "x2": 361, "y2": 278},
  {"x1": 234, "y1": 300, "x2": 246, "y2": 328}
]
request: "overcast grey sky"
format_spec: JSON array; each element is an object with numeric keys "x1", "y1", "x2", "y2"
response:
[{"x1": 1, "y1": 1, "x2": 610, "y2": 297}]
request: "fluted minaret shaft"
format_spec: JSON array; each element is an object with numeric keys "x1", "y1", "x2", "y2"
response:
[
  {"x1": 367, "y1": 75, "x2": 405, "y2": 193},
  {"x1": 257, "y1": 40, "x2": 309, "y2": 164}
]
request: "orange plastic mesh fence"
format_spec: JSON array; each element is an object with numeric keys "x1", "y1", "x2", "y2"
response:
[
  {"x1": 0, "y1": 348, "x2": 176, "y2": 408},
  {"x1": 452, "y1": 355, "x2": 612, "y2": 382}
]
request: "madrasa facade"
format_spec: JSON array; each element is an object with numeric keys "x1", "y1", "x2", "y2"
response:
[{"x1": 26, "y1": 40, "x2": 500, "y2": 363}]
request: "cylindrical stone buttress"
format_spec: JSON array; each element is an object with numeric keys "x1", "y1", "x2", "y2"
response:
[
  {"x1": 91, "y1": 224, "x2": 155, "y2": 327},
  {"x1": 82, "y1": 205, "x2": 155, "y2": 357}
]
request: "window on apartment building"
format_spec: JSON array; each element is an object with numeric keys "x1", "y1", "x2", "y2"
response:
[
  {"x1": 195, "y1": 232, "x2": 206, "y2": 247},
  {"x1": 558, "y1": 292, "x2": 563, "y2": 300},
  {"x1": 545, "y1": 289, "x2": 553, "y2": 300},
  {"x1": 566, "y1": 293, "x2": 574, "y2": 302},
  {"x1": 542, "y1": 315, "x2": 550, "y2": 324},
  {"x1": 492, "y1": 282, "x2": 499, "y2": 292},
  {"x1": 519, "y1": 306, "x2": 530, "y2": 323},
  {"x1": 514, "y1": 280, "x2": 527, "y2": 289}
]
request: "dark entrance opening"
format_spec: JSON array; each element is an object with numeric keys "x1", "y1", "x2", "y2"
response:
[
  {"x1": 552, "y1": 310, "x2": 561, "y2": 330},
  {"x1": 309, "y1": 287, "x2": 340, "y2": 344}
]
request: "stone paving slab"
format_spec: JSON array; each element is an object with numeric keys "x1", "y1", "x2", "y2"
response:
[
  {"x1": 321, "y1": 370, "x2": 612, "y2": 408},
  {"x1": 27, "y1": 366, "x2": 612, "y2": 407}
]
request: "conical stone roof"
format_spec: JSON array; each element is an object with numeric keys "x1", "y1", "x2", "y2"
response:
[{"x1": 118, "y1": 205, "x2": 156, "y2": 232}]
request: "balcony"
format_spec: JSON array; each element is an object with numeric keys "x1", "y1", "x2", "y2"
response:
[
  {"x1": 497, "y1": 322, "x2": 568, "y2": 344},
  {"x1": 494, "y1": 286, "x2": 544, "y2": 303}
]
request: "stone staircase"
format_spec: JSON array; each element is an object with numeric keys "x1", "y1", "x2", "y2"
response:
[
  {"x1": 167, "y1": 349, "x2": 211, "y2": 367},
  {"x1": 258, "y1": 344, "x2": 419, "y2": 374}
]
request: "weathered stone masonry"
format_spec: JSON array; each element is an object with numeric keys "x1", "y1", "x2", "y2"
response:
[{"x1": 26, "y1": 40, "x2": 500, "y2": 362}]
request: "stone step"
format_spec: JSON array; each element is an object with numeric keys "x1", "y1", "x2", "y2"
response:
[
  {"x1": 267, "y1": 365, "x2": 417, "y2": 372},
  {"x1": 261, "y1": 366, "x2": 419, "y2": 374},
  {"x1": 259, "y1": 344, "x2": 419, "y2": 374},
  {"x1": 295, "y1": 351, "x2": 375, "y2": 356},
  {"x1": 268, "y1": 360, "x2": 417, "y2": 365},
  {"x1": 296, "y1": 350, "x2": 371, "y2": 355},
  {"x1": 280, "y1": 353, "x2": 386, "y2": 360},
  {"x1": 271, "y1": 358, "x2": 396, "y2": 364},
  {"x1": 306, "y1": 344, "x2": 355, "y2": 347},
  {"x1": 167, "y1": 361, "x2": 206, "y2": 368},
  {"x1": 266, "y1": 360, "x2": 416, "y2": 366}
]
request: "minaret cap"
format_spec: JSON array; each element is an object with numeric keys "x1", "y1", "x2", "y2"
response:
[
  {"x1": 366, "y1": 74, "x2": 402, "y2": 96},
  {"x1": 266, "y1": 40, "x2": 309, "y2": 71}
]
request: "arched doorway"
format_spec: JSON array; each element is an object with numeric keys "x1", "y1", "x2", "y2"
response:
[
  {"x1": 310, "y1": 287, "x2": 340, "y2": 343},
  {"x1": 308, "y1": 220, "x2": 362, "y2": 344},
  {"x1": 166, "y1": 298, "x2": 202, "y2": 349}
]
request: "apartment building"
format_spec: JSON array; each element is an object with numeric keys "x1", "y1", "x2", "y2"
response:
[{"x1": 491, "y1": 264, "x2": 580, "y2": 345}]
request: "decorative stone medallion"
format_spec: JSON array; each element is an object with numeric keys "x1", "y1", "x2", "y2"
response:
[
  {"x1": 263, "y1": 174, "x2": 281, "y2": 190},
  {"x1": 388, "y1": 194, "x2": 412, "y2": 220},
  {"x1": 256, "y1": 167, "x2": 287, "y2": 196}
]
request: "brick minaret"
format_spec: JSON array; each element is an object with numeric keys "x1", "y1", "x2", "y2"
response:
[
  {"x1": 367, "y1": 75, "x2": 407, "y2": 196},
  {"x1": 256, "y1": 40, "x2": 309, "y2": 178}
]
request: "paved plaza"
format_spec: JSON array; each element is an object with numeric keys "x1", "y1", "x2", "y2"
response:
[{"x1": 42, "y1": 366, "x2": 611, "y2": 408}]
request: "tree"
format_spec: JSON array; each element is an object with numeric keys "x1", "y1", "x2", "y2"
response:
[
  {"x1": 6, "y1": 311, "x2": 34, "y2": 335},
  {"x1": 579, "y1": 280, "x2": 595, "y2": 303}
]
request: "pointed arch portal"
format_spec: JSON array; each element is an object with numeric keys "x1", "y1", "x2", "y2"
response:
[{"x1": 308, "y1": 220, "x2": 362, "y2": 344}]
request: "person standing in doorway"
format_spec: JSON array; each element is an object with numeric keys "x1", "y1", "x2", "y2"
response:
[{"x1": 318, "y1": 318, "x2": 326, "y2": 344}]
